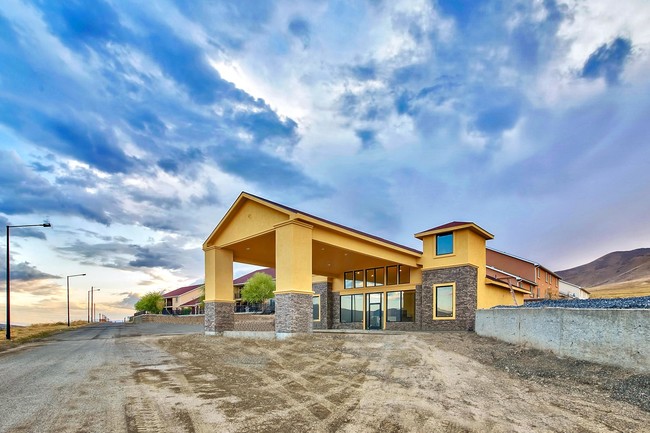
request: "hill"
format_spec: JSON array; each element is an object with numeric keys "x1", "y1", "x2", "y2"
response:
[
  {"x1": 557, "y1": 248, "x2": 650, "y2": 288},
  {"x1": 585, "y1": 278, "x2": 650, "y2": 299}
]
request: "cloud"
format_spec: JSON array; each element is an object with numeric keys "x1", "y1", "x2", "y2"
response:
[
  {"x1": 213, "y1": 145, "x2": 331, "y2": 198},
  {"x1": 355, "y1": 129, "x2": 378, "y2": 150},
  {"x1": 55, "y1": 238, "x2": 202, "y2": 273},
  {"x1": 0, "y1": 150, "x2": 115, "y2": 225},
  {"x1": 0, "y1": 255, "x2": 60, "y2": 282},
  {"x1": 288, "y1": 17, "x2": 311, "y2": 49},
  {"x1": 112, "y1": 292, "x2": 141, "y2": 309},
  {"x1": 0, "y1": 215, "x2": 48, "y2": 240},
  {"x1": 581, "y1": 37, "x2": 632, "y2": 85}
]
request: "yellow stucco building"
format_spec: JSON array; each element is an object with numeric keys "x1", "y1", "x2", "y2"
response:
[{"x1": 203, "y1": 192, "x2": 527, "y2": 336}]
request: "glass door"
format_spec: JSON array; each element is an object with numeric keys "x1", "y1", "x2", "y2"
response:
[{"x1": 366, "y1": 292, "x2": 383, "y2": 330}]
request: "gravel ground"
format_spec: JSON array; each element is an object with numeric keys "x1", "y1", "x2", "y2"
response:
[
  {"x1": 497, "y1": 295, "x2": 650, "y2": 309},
  {"x1": 1, "y1": 324, "x2": 647, "y2": 432},
  {"x1": 441, "y1": 333, "x2": 650, "y2": 413}
]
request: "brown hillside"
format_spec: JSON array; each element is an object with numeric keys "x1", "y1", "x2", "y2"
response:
[
  {"x1": 556, "y1": 248, "x2": 650, "y2": 288},
  {"x1": 587, "y1": 277, "x2": 650, "y2": 299}
]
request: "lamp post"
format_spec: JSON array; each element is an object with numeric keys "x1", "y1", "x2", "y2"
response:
[
  {"x1": 88, "y1": 287, "x2": 100, "y2": 323},
  {"x1": 6, "y1": 222, "x2": 52, "y2": 340},
  {"x1": 66, "y1": 273, "x2": 86, "y2": 326}
]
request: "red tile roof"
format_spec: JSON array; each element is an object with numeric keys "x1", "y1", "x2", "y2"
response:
[
  {"x1": 233, "y1": 268, "x2": 276, "y2": 285},
  {"x1": 163, "y1": 284, "x2": 203, "y2": 298}
]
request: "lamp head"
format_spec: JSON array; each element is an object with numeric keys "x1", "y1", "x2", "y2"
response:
[{"x1": 43, "y1": 222, "x2": 52, "y2": 228}]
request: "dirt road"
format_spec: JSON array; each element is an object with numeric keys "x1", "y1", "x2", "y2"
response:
[{"x1": 0, "y1": 325, "x2": 647, "y2": 432}]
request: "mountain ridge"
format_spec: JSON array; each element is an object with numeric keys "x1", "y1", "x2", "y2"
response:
[{"x1": 556, "y1": 247, "x2": 650, "y2": 288}]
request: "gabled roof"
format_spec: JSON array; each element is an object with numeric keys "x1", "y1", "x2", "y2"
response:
[
  {"x1": 205, "y1": 191, "x2": 422, "y2": 255},
  {"x1": 487, "y1": 248, "x2": 561, "y2": 279},
  {"x1": 163, "y1": 284, "x2": 203, "y2": 298},
  {"x1": 485, "y1": 275, "x2": 532, "y2": 294},
  {"x1": 233, "y1": 268, "x2": 276, "y2": 285},
  {"x1": 414, "y1": 221, "x2": 494, "y2": 240},
  {"x1": 179, "y1": 297, "x2": 202, "y2": 307},
  {"x1": 486, "y1": 265, "x2": 537, "y2": 286}
]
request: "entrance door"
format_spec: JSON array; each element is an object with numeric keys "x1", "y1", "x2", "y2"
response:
[{"x1": 366, "y1": 293, "x2": 383, "y2": 330}]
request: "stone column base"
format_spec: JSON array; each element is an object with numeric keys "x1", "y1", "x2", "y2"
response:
[
  {"x1": 204, "y1": 301, "x2": 234, "y2": 335},
  {"x1": 275, "y1": 292, "x2": 313, "y2": 334}
]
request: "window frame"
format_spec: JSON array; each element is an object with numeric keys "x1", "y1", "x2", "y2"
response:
[
  {"x1": 398, "y1": 265, "x2": 410, "y2": 284},
  {"x1": 386, "y1": 265, "x2": 398, "y2": 285},
  {"x1": 344, "y1": 271, "x2": 354, "y2": 289},
  {"x1": 386, "y1": 290, "x2": 416, "y2": 322},
  {"x1": 433, "y1": 283, "x2": 456, "y2": 320},
  {"x1": 365, "y1": 267, "x2": 385, "y2": 287},
  {"x1": 354, "y1": 270, "x2": 364, "y2": 288},
  {"x1": 312, "y1": 295, "x2": 321, "y2": 321},
  {"x1": 340, "y1": 293, "x2": 363, "y2": 323},
  {"x1": 435, "y1": 232, "x2": 454, "y2": 256}
]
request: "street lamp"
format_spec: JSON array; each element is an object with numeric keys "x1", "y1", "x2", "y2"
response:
[
  {"x1": 6, "y1": 222, "x2": 52, "y2": 340},
  {"x1": 66, "y1": 273, "x2": 86, "y2": 326},
  {"x1": 88, "y1": 287, "x2": 100, "y2": 323}
]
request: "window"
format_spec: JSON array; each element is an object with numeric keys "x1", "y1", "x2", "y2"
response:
[
  {"x1": 386, "y1": 265, "x2": 398, "y2": 285},
  {"x1": 545, "y1": 272, "x2": 549, "y2": 283},
  {"x1": 436, "y1": 232, "x2": 453, "y2": 255},
  {"x1": 313, "y1": 295, "x2": 320, "y2": 321},
  {"x1": 340, "y1": 294, "x2": 363, "y2": 323},
  {"x1": 387, "y1": 290, "x2": 415, "y2": 322},
  {"x1": 398, "y1": 265, "x2": 410, "y2": 284},
  {"x1": 366, "y1": 267, "x2": 385, "y2": 287},
  {"x1": 344, "y1": 271, "x2": 354, "y2": 289},
  {"x1": 354, "y1": 270, "x2": 364, "y2": 288},
  {"x1": 344, "y1": 270, "x2": 364, "y2": 289},
  {"x1": 434, "y1": 284, "x2": 454, "y2": 319}
]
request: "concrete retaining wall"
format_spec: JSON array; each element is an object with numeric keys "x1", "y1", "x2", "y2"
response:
[{"x1": 475, "y1": 308, "x2": 650, "y2": 373}]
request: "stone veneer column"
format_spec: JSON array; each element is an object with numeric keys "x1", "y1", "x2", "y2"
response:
[
  {"x1": 275, "y1": 293, "x2": 313, "y2": 336},
  {"x1": 204, "y1": 247, "x2": 234, "y2": 335},
  {"x1": 204, "y1": 301, "x2": 234, "y2": 335},
  {"x1": 312, "y1": 281, "x2": 332, "y2": 330},
  {"x1": 420, "y1": 265, "x2": 478, "y2": 331},
  {"x1": 274, "y1": 220, "x2": 314, "y2": 337}
]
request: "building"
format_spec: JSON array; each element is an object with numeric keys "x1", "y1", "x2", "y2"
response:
[
  {"x1": 162, "y1": 284, "x2": 204, "y2": 315},
  {"x1": 559, "y1": 280, "x2": 590, "y2": 299},
  {"x1": 203, "y1": 192, "x2": 540, "y2": 336},
  {"x1": 233, "y1": 268, "x2": 276, "y2": 312},
  {"x1": 486, "y1": 249, "x2": 561, "y2": 300}
]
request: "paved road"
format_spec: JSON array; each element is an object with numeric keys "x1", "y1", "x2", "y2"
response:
[{"x1": 0, "y1": 322, "x2": 202, "y2": 433}]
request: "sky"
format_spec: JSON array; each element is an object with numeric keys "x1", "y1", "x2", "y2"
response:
[{"x1": 1, "y1": 0, "x2": 649, "y2": 324}]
